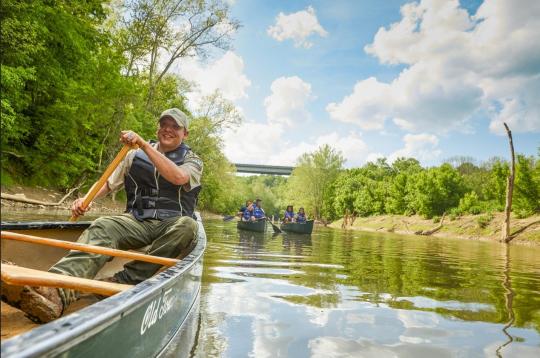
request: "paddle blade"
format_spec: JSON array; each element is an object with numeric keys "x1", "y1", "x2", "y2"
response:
[{"x1": 267, "y1": 218, "x2": 282, "y2": 233}]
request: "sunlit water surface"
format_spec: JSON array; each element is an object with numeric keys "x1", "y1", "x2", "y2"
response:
[{"x1": 2, "y1": 212, "x2": 540, "y2": 357}]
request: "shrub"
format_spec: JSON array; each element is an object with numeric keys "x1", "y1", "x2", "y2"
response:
[{"x1": 458, "y1": 192, "x2": 482, "y2": 215}]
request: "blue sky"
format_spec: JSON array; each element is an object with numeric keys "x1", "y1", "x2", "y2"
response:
[{"x1": 177, "y1": 0, "x2": 539, "y2": 167}]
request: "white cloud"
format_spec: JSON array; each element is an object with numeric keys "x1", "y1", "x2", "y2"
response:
[
  {"x1": 175, "y1": 51, "x2": 251, "y2": 109},
  {"x1": 328, "y1": 0, "x2": 540, "y2": 134},
  {"x1": 388, "y1": 133, "x2": 441, "y2": 163},
  {"x1": 222, "y1": 121, "x2": 284, "y2": 164},
  {"x1": 223, "y1": 122, "x2": 369, "y2": 168},
  {"x1": 313, "y1": 132, "x2": 368, "y2": 167},
  {"x1": 267, "y1": 6, "x2": 328, "y2": 48},
  {"x1": 366, "y1": 152, "x2": 385, "y2": 164},
  {"x1": 264, "y1": 76, "x2": 313, "y2": 127},
  {"x1": 326, "y1": 77, "x2": 391, "y2": 130}
]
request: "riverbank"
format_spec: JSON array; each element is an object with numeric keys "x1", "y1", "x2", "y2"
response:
[
  {"x1": 2, "y1": 185, "x2": 539, "y2": 245},
  {"x1": 329, "y1": 213, "x2": 540, "y2": 246},
  {"x1": 0, "y1": 185, "x2": 222, "y2": 220}
]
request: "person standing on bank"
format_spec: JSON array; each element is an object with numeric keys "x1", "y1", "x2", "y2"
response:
[{"x1": 13, "y1": 108, "x2": 203, "y2": 323}]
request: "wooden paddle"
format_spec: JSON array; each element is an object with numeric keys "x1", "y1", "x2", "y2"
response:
[
  {"x1": 1, "y1": 264, "x2": 132, "y2": 296},
  {"x1": 1, "y1": 231, "x2": 179, "y2": 267},
  {"x1": 70, "y1": 144, "x2": 135, "y2": 222}
]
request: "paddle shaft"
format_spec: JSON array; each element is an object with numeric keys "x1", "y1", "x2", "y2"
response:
[
  {"x1": 1, "y1": 231, "x2": 179, "y2": 267},
  {"x1": 70, "y1": 144, "x2": 134, "y2": 222},
  {"x1": 1, "y1": 264, "x2": 132, "y2": 296},
  {"x1": 266, "y1": 217, "x2": 282, "y2": 233}
]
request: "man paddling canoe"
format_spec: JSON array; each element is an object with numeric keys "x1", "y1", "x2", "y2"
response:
[{"x1": 2, "y1": 108, "x2": 203, "y2": 323}]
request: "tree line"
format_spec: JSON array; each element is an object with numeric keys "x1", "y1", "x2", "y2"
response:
[{"x1": 235, "y1": 145, "x2": 539, "y2": 222}]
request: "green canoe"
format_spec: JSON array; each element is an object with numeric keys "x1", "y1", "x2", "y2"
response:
[
  {"x1": 280, "y1": 220, "x2": 314, "y2": 234},
  {"x1": 237, "y1": 219, "x2": 267, "y2": 233},
  {"x1": 1, "y1": 214, "x2": 206, "y2": 358}
]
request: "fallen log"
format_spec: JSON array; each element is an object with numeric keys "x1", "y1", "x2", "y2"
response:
[
  {"x1": 415, "y1": 213, "x2": 446, "y2": 236},
  {"x1": 1, "y1": 187, "x2": 78, "y2": 206}
]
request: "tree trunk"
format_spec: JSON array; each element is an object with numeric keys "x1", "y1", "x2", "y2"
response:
[
  {"x1": 1, "y1": 187, "x2": 78, "y2": 206},
  {"x1": 502, "y1": 123, "x2": 516, "y2": 243}
]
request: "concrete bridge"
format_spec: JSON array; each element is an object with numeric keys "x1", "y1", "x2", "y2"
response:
[{"x1": 234, "y1": 163, "x2": 294, "y2": 176}]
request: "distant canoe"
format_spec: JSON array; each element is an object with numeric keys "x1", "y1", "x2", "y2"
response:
[
  {"x1": 280, "y1": 220, "x2": 314, "y2": 234},
  {"x1": 237, "y1": 220, "x2": 267, "y2": 233}
]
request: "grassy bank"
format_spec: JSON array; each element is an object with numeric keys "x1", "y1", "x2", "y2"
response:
[{"x1": 329, "y1": 212, "x2": 540, "y2": 246}]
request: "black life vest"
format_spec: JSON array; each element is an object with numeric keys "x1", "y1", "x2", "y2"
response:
[{"x1": 124, "y1": 142, "x2": 201, "y2": 221}]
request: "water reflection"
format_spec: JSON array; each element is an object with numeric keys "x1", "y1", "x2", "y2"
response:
[
  {"x1": 496, "y1": 245, "x2": 515, "y2": 357},
  {"x1": 282, "y1": 233, "x2": 312, "y2": 257},
  {"x1": 196, "y1": 220, "x2": 540, "y2": 357}
]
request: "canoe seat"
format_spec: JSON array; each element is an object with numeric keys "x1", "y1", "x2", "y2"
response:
[{"x1": 1, "y1": 264, "x2": 133, "y2": 296}]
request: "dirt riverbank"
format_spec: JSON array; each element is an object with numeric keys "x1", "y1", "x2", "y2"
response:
[
  {"x1": 329, "y1": 212, "x2": 540, "y2": 246},
  {"x1": 0, "y1": 185, "x2": 222, "y2": 220}
]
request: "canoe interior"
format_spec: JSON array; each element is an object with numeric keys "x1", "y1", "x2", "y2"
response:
[
  {"x1": 1, "y1": 222, "x2": 135, "y2": 341},
  {"x1": 1, "y1": 225, "x2": 134, "y2": 280},
  {"x1": 0, "y1": 221, "x2": 188, "y2": 342},
  {"x1": 280, "y1": 220, "x2": 314, "y2": 234},
  {"x1": 237, "y1": 219, "x2": 267, "y2": 233}
]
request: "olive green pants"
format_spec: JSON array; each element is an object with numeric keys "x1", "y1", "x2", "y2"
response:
[{"x1": 49, "y1": 213, "x2": 198, "y2": 306}]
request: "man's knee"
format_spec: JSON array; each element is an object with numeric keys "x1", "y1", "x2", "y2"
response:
[
  {"x1": 168, "y1": 216, "x2": 198, "y2": 245},
  {"x1": 80, "y1": 215, "x2": 127, "y2": 247}
]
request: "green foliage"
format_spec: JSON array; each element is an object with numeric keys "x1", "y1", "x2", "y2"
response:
[
  {"x1": 458, "y1": 192, "x2": 482, "y2": 215},
  {"x1": 513, "y1": 154, "x2": 540, "y2": 217},
  {"x1": 407, "y1": 164, "x2": 466, "y2": 218},
  {"x1": 486, "y1": 159, "x2": 509, "y2": 207},
  {"x1": 231, "y1": 175, "x2": 288, "y2": 217},
  {"x1": 286, "y1": 145, "x2": 344, "y2": 220},
  {"x1": 385, "y1": 158, "x2": 423, "y2": 215},
  {"x1": 1, "y1": 0, "x2": 131, "y2": 186},
  {"x1": 1, "y1": 0, "x2": 240, "y2": 215},
  {"x1": 0, "y1": 169, "x2": 15, "y2": 187}
]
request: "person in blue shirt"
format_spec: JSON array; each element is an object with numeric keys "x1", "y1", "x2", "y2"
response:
[
  {"x1": 241, "y1": 201, "x2": 254, "y2": 222},
  {"x1": 251, "y1": 198, "x2": 265, "y2": 220},
  {"x1": 296, "y1": 207, "x2": 307, "y2": 223},
  {"x1": 238, "y1": 200, "x2": 253, "y2": 218},
  {"x1": 283, "y1": 205, "x2": 295, "y2": 223}
]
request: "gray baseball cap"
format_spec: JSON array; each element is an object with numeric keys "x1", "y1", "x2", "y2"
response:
[{"x1": 159, "y1": 108, "x2": 189, "y2": 130}]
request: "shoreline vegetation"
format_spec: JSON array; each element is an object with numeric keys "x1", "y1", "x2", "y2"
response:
[{"x1": 2, "y1": 185, "x2": 538, "y2": 246}]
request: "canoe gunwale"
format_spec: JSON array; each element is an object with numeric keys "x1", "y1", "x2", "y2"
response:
[{"x1": 1, "y1": 214, "x2": 206, "y2": 357}]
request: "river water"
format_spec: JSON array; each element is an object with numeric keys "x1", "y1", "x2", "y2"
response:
[
  {"x1": 193, "y1": 220, "x2": 540, "y2": 357},
  {"x1": 2, "y1": 212, "x2": 540, "y2": 357}
]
